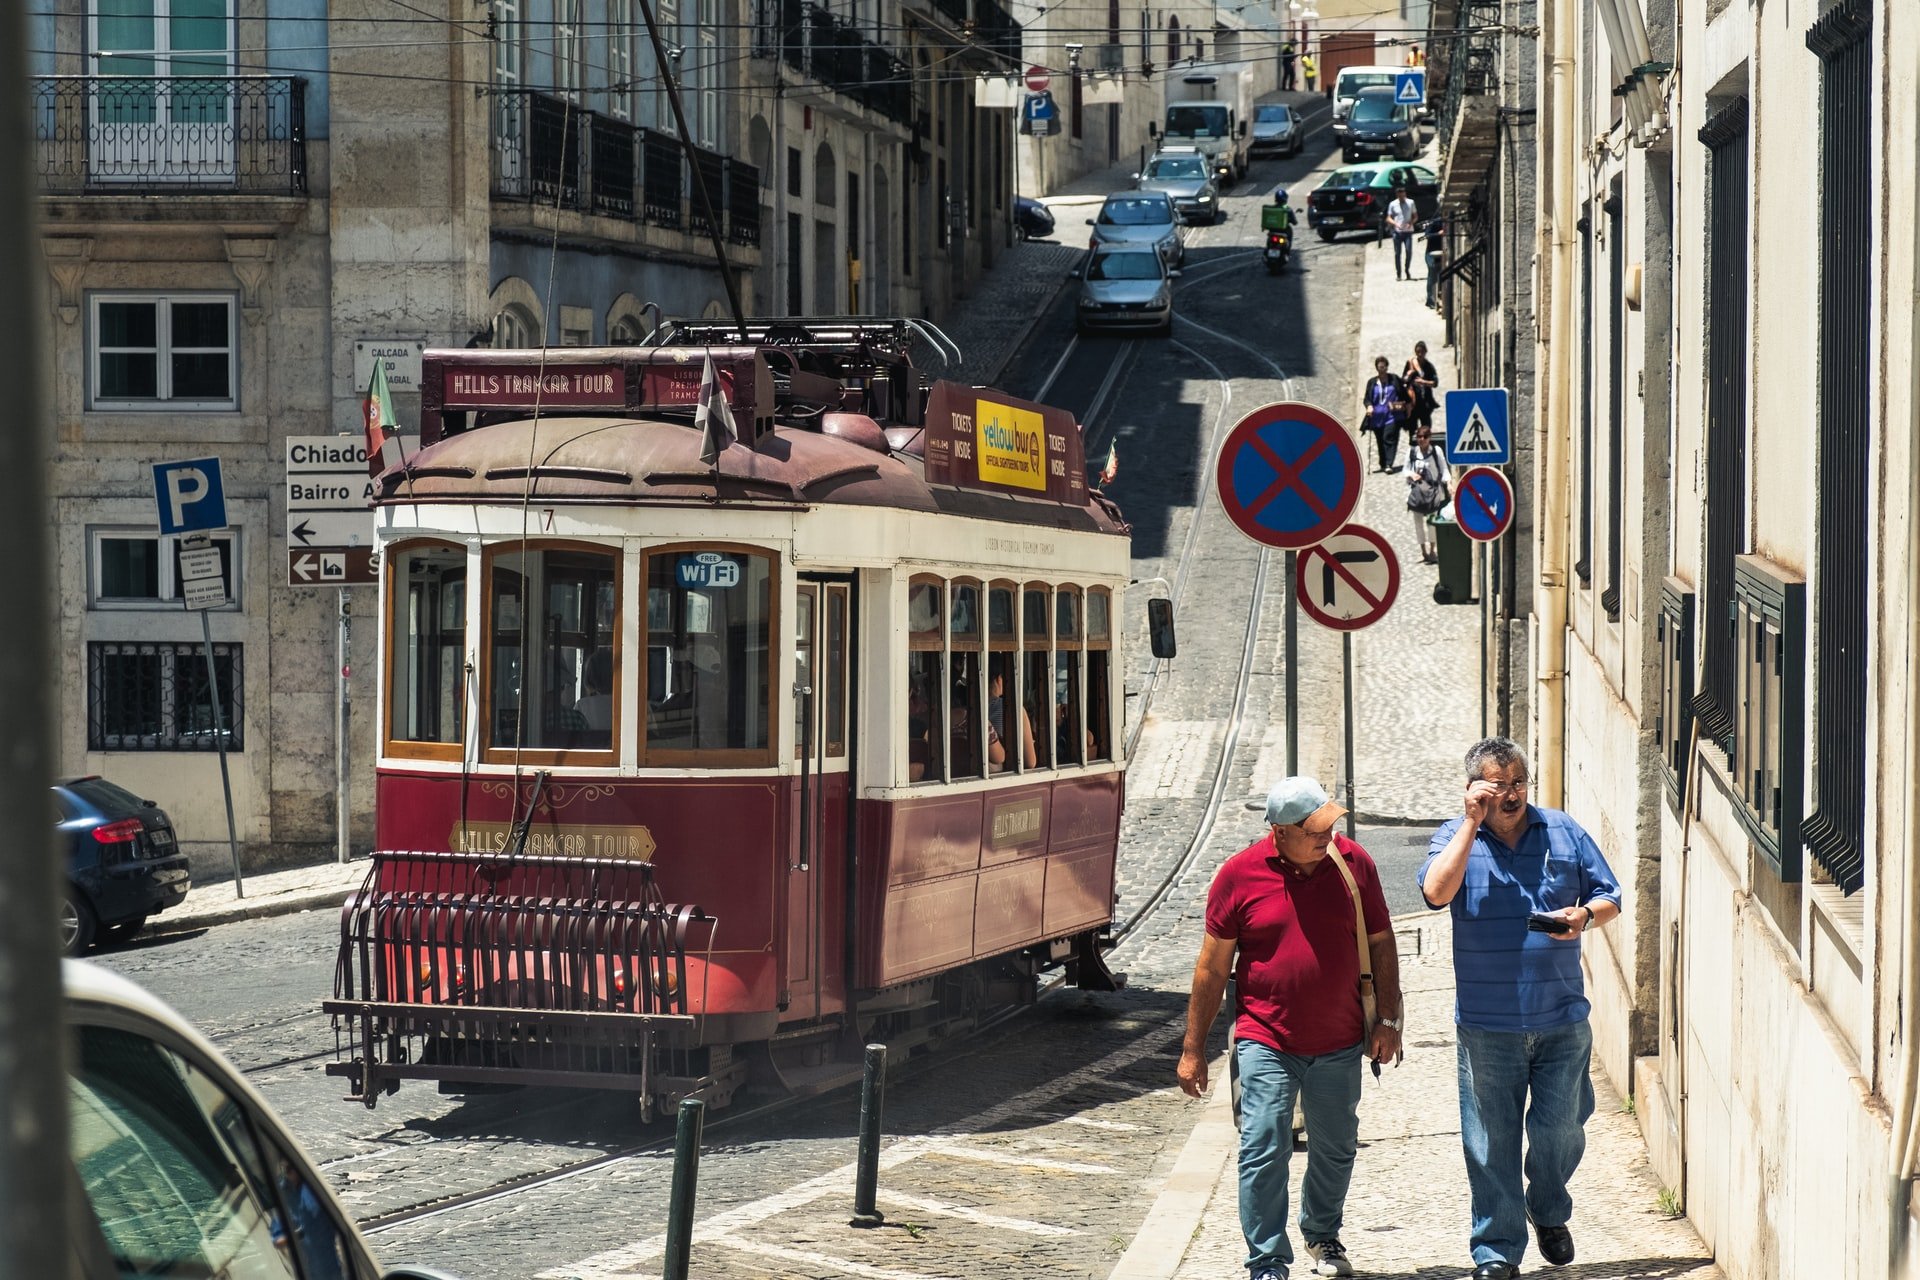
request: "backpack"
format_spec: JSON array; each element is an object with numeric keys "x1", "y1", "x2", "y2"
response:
[{"x1": 1407, "y1": 450, "x2": 1449, "y2": 513}]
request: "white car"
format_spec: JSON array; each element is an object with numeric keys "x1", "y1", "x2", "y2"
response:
[{"x1": 63, "y1": 960, "x2": 464, "y2": 1280}]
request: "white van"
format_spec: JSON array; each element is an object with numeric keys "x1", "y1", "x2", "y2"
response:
[{"x1": 1330, "y1": 64, "x2": 1406, "y2": 137}]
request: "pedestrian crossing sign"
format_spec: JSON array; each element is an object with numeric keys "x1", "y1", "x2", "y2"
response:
[
  {"x1": 1394, "y1": 70, "x2": 1426, "y2": 106},
  {"x1": 1444, "y1": 388, "x2": 1511, "y2": 465}
]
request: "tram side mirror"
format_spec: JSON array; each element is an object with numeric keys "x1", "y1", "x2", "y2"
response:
[{"x1": 1148, "y1": 598, "x2": 1178, "y2": 660}]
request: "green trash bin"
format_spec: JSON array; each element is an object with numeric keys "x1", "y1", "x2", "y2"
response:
[{"x1": 1429, "y1": 507, "x2": 1474, "y2": 604}]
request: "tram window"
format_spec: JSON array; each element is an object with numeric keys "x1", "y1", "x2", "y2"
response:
[
  {"x1": 643, "y1": 548, "x2": 772, "y2": 759},
  {"x1": 1055, "y1": 654, "x2": 1086, "y2": 767},
  {"x1": 950, "y1": 581, "x2": 981, "y2": 645},
  {"x1": 1023, "y1": 586, "x2": 1050, "y2": 641},
  {"x1": 824, "y1": 585, "x2": 848, "y2": 757},
  {"x1": 988, "y1": 651, "x2": 1035, "y2": 771},
  {"x1": 1056, "y1": 588, "x2": 1081, "y2": 642},
  {"x1": 987, "y1": 585, "x2": 1016, "y2": 643},
  {"x1": 948, "y1": 579, "x2": 985, "y2": 779},
  {"x1": 1087, "y1": 588, "x2": 1111, "y2": 643},
  {"x1": 793, "y1": 588, "x2": 816, "y2": 760},
  {"x1": 1088, "y1": 588, "x2": 1113, "y2": 761},
  {"x1": 485, "y1": 546, "x2": 617, "y2": 753},
  {"x1": 906, "y1": 651, "x2": 944, "y2": 782},
  {"x1": 908, "y1": 577, "x2": 944, "y2": 649},
  {"x1": 1022, "y1": 651, "x2": 1053, "y2": 768},
  {"x1": 388, "y1": 543, "x2": 466, "y2": 753}
]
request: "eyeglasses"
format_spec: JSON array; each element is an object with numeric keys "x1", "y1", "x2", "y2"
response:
[{"x1": 1481, "y1": 778, "x2": 1529, "y2": 795}]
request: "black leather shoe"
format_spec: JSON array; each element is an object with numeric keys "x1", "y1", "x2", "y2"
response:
[
  {"x1": 1534, "y1": 1222, "x2": 1575, "y2": 1266},
  {"x1": 1471, "y1": 1264, "x2": 1518, "y2": 1280}
]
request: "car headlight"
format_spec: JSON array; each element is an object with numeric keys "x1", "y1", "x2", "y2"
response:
[{"x1": 1151, "y1": 290, "x2": 1171, "y2": 308}]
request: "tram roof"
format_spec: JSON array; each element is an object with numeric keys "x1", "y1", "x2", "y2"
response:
[{"x1": 373, "y1": 413, "x2": 1131, "y2": 537}]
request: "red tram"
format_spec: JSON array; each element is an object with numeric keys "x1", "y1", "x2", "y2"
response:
[{"x1": 326, "y1": 319, "x2": 1146, "y2": 1116}]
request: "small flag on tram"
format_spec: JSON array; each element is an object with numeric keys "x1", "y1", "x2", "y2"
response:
[
  {"x1": 1098, "y1": 443, "x2": 1119, "y2": 487},
  {"x1": 696, "y1": 351, "x2": 737, "y2": 467},
  {"x1": 364, "y1": 359, "x2": 405, "y2": 476}
]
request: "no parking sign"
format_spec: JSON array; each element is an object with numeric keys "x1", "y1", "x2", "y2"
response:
[{"x1": 1213, "y1": 402, "x2": 1364, "y2": 550}]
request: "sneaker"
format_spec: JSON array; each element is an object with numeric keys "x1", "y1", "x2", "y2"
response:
[
  {"x1": 1304, "y1": 1239, "x2": 1353, "y2": 1277},
  {"x1": 1251, "y1": 1268, "x2": 1287, "y2": 1280}
]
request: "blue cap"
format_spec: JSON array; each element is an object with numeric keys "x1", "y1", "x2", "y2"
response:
[{"x1": 1264, "y1": 776, "x2": 1347, "y2": 831}]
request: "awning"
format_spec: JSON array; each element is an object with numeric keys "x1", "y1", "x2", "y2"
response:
[{"x1": 1434, "y1": 238, "x2": 1485, "y2": 286}]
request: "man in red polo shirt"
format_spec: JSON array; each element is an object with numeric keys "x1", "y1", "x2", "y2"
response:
[{"x1": 1178, "y1": 777, "x2": 1403, "y2": 1280}]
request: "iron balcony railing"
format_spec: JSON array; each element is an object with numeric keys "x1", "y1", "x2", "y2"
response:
[
  {"x1": 491, "y1": 89, "x2": 760, "y2": 247},
  {"x1": 974, "y1": 0, "x2": 1023, "y2": 66},
  {"x1": 1436, "y1": 12, "x2": 1498, "y2": 158},
  {"x1": 757, "y1": 0, "x2": 913, "y2": 125},
  {"x1": 33, "y1": 75, "x2": 307, "y2": 196}
]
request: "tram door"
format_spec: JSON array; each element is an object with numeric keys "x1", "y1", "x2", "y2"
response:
[{"x1": 788, "y1": 578, "x2": 852, "y2": 1019}]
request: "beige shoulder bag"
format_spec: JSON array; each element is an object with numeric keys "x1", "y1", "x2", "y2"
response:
[{"x1": 1327, "y1": 847, "x2": 1380, "y2": 1043}]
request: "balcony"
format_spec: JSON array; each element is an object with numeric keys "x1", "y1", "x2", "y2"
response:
[
  {"x1": 492, "y1": 90, "x2": 761, "y2": 248},
  {"x1": 759, "y1": 0, "x2": 913, "y2": 125},
  {"x1": 973, "y1": 0, "x2": 1022, "y2": 67},
  {"x1": 1432, "y1": 0, "x2": 1500, "y2": 213},
  {"x1": 33, "y1": 75, "x2": 308, "y2": 196}
]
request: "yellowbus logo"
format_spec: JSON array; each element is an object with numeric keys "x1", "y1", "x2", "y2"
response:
[{"x1": 975, "y1": 399, "x2": 1047, "y2": 491}]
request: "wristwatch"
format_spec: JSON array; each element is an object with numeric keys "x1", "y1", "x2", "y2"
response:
[
  {"x1": 1577, "y1": 904, "x2": 1595, "y2": 929},
  {"x1": 1379, "y1": 1016, "x2": 1403, "y2": 1030}
]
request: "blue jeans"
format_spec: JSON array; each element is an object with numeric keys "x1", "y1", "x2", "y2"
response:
[
  {"x1": 1236, "y1": 1038, "x2": 1363, "y2": 1275},
  {"x1": 1425, "y1": 250, "x2": 1444, "y2": 306},
  {"x1": 1455, "y1": 1020, "x2": 1597, "y2": 1267},
  {"x1": 1392, "y1": 229, "x2": 1414, "y2": 275}
]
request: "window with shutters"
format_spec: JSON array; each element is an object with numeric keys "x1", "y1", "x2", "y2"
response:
[
  {"x1": 1730, "y1": 556, "x2": 1804, "y2": 884},
  {"x1": 1656, "y1": 579, "x2": 1693, "y2": 810},
  {"x1": 1801, "y1": 0, "x2": 1871, "y2": 896}
]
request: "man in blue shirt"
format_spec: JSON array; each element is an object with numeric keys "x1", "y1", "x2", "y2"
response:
[{"x1": 1418, "y1": 738, "x2": 1620, "y2": 1280}]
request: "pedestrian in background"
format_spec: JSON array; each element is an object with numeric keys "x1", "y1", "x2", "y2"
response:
[
  {"x1": 1423, "y1": 215, "x2": 1448, "y2": 309},
  {"x1": 1387, "y1": 188, "x2": 1419, "y2": 279},
  {"x1": 1403, "y1": 425, "x2": 1447, "y2": 563},
  {"x1": 1403, "y1": 340, "x2": 1439, "y2": 435},
  {"x1": 1361, "y1": 355, "x2": 1409, "y2": 472},
  {"x1": 1418, "y1": 738, "x2": 1622, "y2": 1280},
  {"x1": 1302, "y1": 53, "x2": 1318, "y2": 93},
  {"x1": 1178, "y1": 777, "x2": 1403, "y2": 1280},
  {"x1": 1282, "y1": 42, "x2": 1297, "y2": 91}
]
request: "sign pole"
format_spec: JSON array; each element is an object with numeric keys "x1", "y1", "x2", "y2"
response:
[
  {"x1": 1341, "y1": 632, "x2": 1356, "y2": 840},
  {"x1": 199, "y1": 603, "x2": 244, "y2": 897},
  {"x1": 1284, "y1": 550, "x2": 1299, "y2": 774},
  {"x1": 1479, "y1": 540, "x2": 1490, "y2": 738},
  {"x1": 337, "y1": 589, "x2": 351, "y2": 864}
]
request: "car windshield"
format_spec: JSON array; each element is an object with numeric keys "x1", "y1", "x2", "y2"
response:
[
  {"x1": 1100, "y1": 197, "x2": 1171, "y2": 226},
  {"x1": 1146, "y1": 157, "x2": 1207, "y2": 180},
  {"x1": 1087, "y1": 252, "x2": 1162, "y2": 281},
  {"x1": 1339, "y1": 73, "x2": 1396, "y2": 96},
  {"x1": 1350, "y1": 95, "x2": 1402, "y2": 123},
  {"x1": 1255, "y1": 105, "x2": 1291, "y2": 123},
  {"x1": 1166, "y1": 104, "x2": 1228, "y2": 136}
]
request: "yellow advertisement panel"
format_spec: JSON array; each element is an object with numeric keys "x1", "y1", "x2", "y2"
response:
[{"x1": 974, "y1": 399, "x2": 1049, "y2": 492}]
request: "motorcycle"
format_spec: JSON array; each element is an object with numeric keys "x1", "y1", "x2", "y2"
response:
[{"x1": 1263, "y1": 228, "x2": 1292, "y2": 273}]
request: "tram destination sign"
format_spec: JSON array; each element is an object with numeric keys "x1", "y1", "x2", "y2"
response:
[
  {"x1": 922, "y1": 380, "x2": 1088, "y2": 507},
  {"x1": 441, "y1": 364, "x2": 628, "y2": 409}
]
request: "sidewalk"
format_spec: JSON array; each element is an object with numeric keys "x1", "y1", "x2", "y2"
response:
[
  {"x1": 148, "y1": 857, "x2": 367, "y2": 937},
  {"x1": 1106, "y1": 195, "x2": 1723, "y2": 1280}
]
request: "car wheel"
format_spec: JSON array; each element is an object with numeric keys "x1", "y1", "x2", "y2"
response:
[
  {"x1": 61, "y1": 890, "x2": 97, "y2": 955},
  {"x1": 1016, "y1": 224, "x2": 1030, "y2": 241},
  {"x1": 101, "y1": 915, "x2": 150, "y2": 947},
  {"x1": 1319, "y1": 229, "x2": 1337, "y2": 242}
]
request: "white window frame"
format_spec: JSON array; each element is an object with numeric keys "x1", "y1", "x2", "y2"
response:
[
  {"x1": 608, "y1": 0, "x2": 635, "y2": 120},
  {"x1": 88, "y1": 0, "x2": 235, "y2": 79},
  {"x1": 494, "y1": 303, "x2": 540, "y2": 348},
  {"x1": 555, "y1": 0, "x2": 583, "y2": 100},
  {"x1": 88, "y1": 292, "x2": 238, "y2": 411},
  {"x1": 494, "y1": 0, "x2": 523, "y2": 88},
  {"x1": 88, "y1": 527, "x2": 241, "y2": 612}
]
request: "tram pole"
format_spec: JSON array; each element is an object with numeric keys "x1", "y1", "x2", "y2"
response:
[
  {"x1": 850, "y1": 1043, "x2": 888, "y2": 1227},
  {"x1": 662, "y1": 1098, "x2": 706, "y2": 1280},
  {"x1": 0, "y1": 7, "x2": 74, "y2": 1269}
]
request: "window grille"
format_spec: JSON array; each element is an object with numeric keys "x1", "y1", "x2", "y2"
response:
[
  {"x1": 1730, "y1": 557, "x2": 1804, "y2": 882},
  {"x1": 1601, "y1": 182, "x2": 1625, "y2": 621},
  {"x1": 1800, "y1": 0, "x2": 1872, "y2": 895},
  {"x1": 1656, "y1": 580, "x2": 1694, "y2": 809},
  {"x1": 1573, "y1": 219, "x2": 1593, "y2": 585},
  {"x1": 88, "y1": 641, "x2": 243, "y2": 752}
]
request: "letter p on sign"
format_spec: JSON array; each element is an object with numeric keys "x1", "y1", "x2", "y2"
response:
[{"x1": 152, "y1": 456, "x2": 229, "y2": 536}]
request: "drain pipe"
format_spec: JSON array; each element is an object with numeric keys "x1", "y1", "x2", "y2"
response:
[
  {"x1": 1534, "y1": 0, "x2": 1575, "y2": 808},
  {"x1": 1892, "y1": 214, "x2": 1920, "y2": 1252}
]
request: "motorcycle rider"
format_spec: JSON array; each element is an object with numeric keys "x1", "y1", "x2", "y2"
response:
[
  {"x1": 1265, "y1": 188, "x2": 1295, "y2": 272},
  {"x1": 1268, "y1": 186, "x2": 1296, "y2": 234}
]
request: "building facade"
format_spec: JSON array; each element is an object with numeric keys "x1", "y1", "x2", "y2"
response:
[
  {"x1": 1526, "y1": 0, "x2": 1920, "y2": 1274},
  {"x1": 34, "y1": 0, "x2": 1016, "y2": 874}
]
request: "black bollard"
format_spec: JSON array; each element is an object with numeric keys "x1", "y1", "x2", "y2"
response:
[
  {"x1": 849, "y1": 1042, "x2": 887, "y2": 1227},
  {"x1": 662, "y1": 1098, "x2": 706, "y2": 1280}
]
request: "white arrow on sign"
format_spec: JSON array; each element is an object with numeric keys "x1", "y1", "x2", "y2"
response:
[{"x1": 291, "y1": 552, "x2": 349, "y2": 582}]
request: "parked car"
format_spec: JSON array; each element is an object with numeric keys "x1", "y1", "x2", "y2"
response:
[
  {"x1": 1249, "y1": 102, "x2": 1303, "y2": 157},
  {"x1": 1087, "y1": 191, "x2": 1184, "y2": 269},
  {"x1": 1340, "y1": 86, "x2": 1421, "y2": 162},
  {"x1": 1307, "y1": 161, "x2": 1440, "y2": 241},
  {"x1": 1074, "y1": 245, "x2": 1177, "y2": 336},
  {"x1": 64, "y1": 959, "x2": 461, "y2": 1280},
  {"x1": 55, "y1": 775, "x2": 190, "y2": 954},
  {"x1": 1014, "y1": 195, "x2": 1056, "y2": 240},
  {"x1": 1135, "y1": 147, "x2": 1220, "y2": 225}
]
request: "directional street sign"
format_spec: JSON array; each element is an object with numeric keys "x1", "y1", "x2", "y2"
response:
[
  {"x1": 1455, "y1": 465, "x2": 1515, "y2": 541},
  {"x1": 288, "y1": 547, "x2": 376, "y2": 586},
  {"x1": 1025, "y1": 64, "x2": 1051, "y2": 93},
  {"x1": 1445, "y1": 388, "x2": 1511, "y2": 464},
  {"x1": 1394, "y1": 69, "x2": 1427, "y2": 106},
  {"x1": 1296, "y1": 524, "x2": 1400, "y2": 631},
  {"x1": 286, "y1": 435, "x2": 374, "y2": 555},
  {"x1": 152, "y1": 457, "x2": 227, "y2": 536},
  {"x1": 1214, "y1": 401, "x2": 1365, "y2": 550}
]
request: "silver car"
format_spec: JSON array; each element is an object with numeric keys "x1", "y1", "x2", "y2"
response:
[
  {"x1": 1075, "y1": 245, "x2": 1177, "y2": 336},
  {"x1": 1087, "y1": 191, "x2": 1184, "y2": 269},
  {"x1": 1250, "y1": 102, "x2": 1302, "y2": 157},
  {"x1": 1136, "y1": 150, "x2": 1220, "y2": 225}
]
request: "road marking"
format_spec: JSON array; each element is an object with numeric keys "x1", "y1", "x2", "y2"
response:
[
  {"x1": 1059, "y1": 1115, "x2": 1141, "y2": 1132},
  {"x1": 921, "y1": 1142, "x2": 1115, "y2": 1175},
  {"x1": 874, "y1": 1190, "x2": 1078, "y2": 1236},
  {"x1": 535, "y1": 1028, "x2": 1181, "y2": 1279},
  {"x1": 716, "y1": 1235, "x2": 956, "y2": 1280}
]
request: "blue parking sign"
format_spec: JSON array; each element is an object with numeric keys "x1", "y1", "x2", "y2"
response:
[{"x1": 152, "y1": 457, "x2": 228, "y2": 536}]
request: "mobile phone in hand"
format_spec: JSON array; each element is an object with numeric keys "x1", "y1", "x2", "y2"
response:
[{"x1": 1527, "y1": 911, "x2": 1573, "y2": 935}]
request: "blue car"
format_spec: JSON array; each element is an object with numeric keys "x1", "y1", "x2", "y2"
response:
[
  {"x1": 55, "y1": 775, "x2": 190, "y2": 953},
  {"x1": 1015, "y1": 195, "x2": 1056, "y2": 240}
]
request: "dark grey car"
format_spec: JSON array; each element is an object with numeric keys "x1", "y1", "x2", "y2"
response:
[
  {"x1": 1340, "y1": 86, "x2": 1420, "y2": 162},
  {"x1": 1075, "y1": 246, "x2": 1176, "y2": 335},
  {"x1": 1136, "y1": 150, "x2": 1220, "y2": 225},
  {"x1": 1087, "y1": 191, "x2": 1184, "y2": 268},
  {"x1": 1250, "y1": 103, "x2": 1302, "y2": 157}
]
